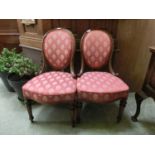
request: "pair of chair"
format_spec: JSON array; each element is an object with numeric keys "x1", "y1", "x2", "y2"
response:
[{"x1": 22, "y1": 28, "x2": 129, "y2": 127}]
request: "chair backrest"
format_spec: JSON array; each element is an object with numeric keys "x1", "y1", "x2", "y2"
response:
[
  {"x1": 80, "y1": 29, "x2": 113, "y2": 69},
  {"x1": 43, "y1": 28, "x2": 75, "y2": 70}
]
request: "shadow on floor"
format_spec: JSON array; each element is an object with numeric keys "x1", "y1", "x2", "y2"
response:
[
  {"x1": 76, "y1": 102, "x2": 132, "y2": 131},
  {"x1": 32, "y1": 103, "x2": 70, "y2": 119},
  {"x1": 30, "y1": 102, "x2": 133, "y2": 133}
]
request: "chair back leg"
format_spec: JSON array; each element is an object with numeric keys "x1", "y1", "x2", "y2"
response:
[
  {"x1": 76, "y1": 101, "x2": 82, "y2": 124},
  {"x1": 70, "y1": 98, "x2": 76, "y2": 127}
]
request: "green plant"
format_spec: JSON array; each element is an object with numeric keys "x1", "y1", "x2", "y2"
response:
[
  {"x1": 0, "y1": 48, "x2": 39, "y2": 77},
  {"x1": 9, "y1": 54, "x2": 39, "y2": 77},
  {"x1": 0, "y1": 48, "x2": 20, "y2": 72}
]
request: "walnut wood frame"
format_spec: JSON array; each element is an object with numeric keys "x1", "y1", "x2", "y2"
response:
[
  {"x1": 76, "y1": 29, "x2": 127, "y2": 124},
  {"x1": 131, "y1": 47, "x2": 155, "y2": 122},
  {"x1": 24, "y1": 28, "x2": 77, "y2": 127}
]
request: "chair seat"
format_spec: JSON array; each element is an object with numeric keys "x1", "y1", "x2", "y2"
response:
[
  {"x1": 77, "y1": 72, "x2": 129, "y2": 103},
  {"x1": 22, "y1": 72, "x2": 76, "y2": 104}
]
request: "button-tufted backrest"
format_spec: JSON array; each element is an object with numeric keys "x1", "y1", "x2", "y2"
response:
[
  {"x1": 43, "y1": 28, "x2": 75, "y2": 70},
  {"x1": 81, "y1": 30, "x2": 113, "y2": 69}
]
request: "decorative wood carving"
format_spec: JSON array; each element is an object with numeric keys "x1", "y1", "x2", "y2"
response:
[
  {"x1": 21, "y1": 19, "x2": 36, "y2": 25},
  {"x1": 17, "y1": 19, "x2": 51, "y2": 50}
]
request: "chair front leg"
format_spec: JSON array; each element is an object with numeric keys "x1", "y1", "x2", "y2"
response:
[
  {"x1": 25, "y1": 99, "x2": 34, "y2": 123},
  {"x1": 117, "y1": 98, "x2": 127, "y2": 123}
]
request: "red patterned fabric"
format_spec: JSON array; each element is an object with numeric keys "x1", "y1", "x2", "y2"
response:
[
  {"x1": 77, "y1": 72, "x2": 129, "y2": 103},
  {"x1": 81, "y1": 30, "x2": 112, "y2": 69},
  {"x1": 22, "y1": 72, "x2": 76, "y2": 104},
  {"x1": 43, "y1": 29, "x2": 75, "y2": 70}
]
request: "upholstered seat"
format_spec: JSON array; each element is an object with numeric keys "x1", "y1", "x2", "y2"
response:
[
  {"x1": 77, "y1": 72, "x2": 129, "y2": 103},
  {"x1": 23, "y1": 72, "x2": 76, "y2": 104}
]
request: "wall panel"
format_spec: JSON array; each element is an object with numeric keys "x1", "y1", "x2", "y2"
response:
[
  {"x1": 115, "y1": 19, "x2": 155, "y2": 91},
  {"x1": 17, "y1": 19, "x2": 118, "y2": 65},
  {"x1": 0, "y1": 19, "x2": 20, "y2": 53}
]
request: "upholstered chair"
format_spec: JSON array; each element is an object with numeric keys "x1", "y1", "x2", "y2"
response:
[
  {"x1": 22, "y1": 28, "x2": 77, "y2": 127},
  {"x1": 76, "y1": 29, "x2": 129, "y2": 123}
]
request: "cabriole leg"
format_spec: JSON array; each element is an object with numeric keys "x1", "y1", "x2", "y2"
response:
[
  {"x1": 117, "y1": 98, "x2": 127, "y2": 123},
  {"x1": 25, "y1": 99, "x2": 34, "y2": 123},
  {"x1": 131, "y1": 93, "x2": 143, "y2": 122}
]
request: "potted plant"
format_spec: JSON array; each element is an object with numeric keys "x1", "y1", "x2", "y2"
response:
[
  {"x1": 0, "y1": 48, "x2": 18, "y2": 92},
  {"x1": 8, "y1": 54, "x2": 39, "y2": 101}
]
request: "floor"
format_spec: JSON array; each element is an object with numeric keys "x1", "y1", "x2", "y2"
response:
[{"x1": 0, "y1": 79, "x2": 155, "y2": 135}]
